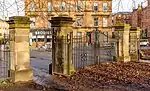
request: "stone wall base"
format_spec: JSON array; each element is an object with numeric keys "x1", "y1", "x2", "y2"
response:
[
  {"x1": 117, "y1": 56, "x2": 131, "y2": 62},
  {"x1": 130, "y1": 54, "x2": 139, "y2": 62},
  {"x1": 11, "y1": 69, "x2": 33, "y2": 83}
]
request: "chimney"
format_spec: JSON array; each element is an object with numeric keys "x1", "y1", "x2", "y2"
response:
[
  {"x1": 132, "y1": 7, "x2": 136, "y2": 11},
  {"x1": 137, "y1": 4, "x2": 142, "y2": 10}
]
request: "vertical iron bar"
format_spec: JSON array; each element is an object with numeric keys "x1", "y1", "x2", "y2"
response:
[
  {"x1": 36, "y1": 30, "x2": 38, "y2": 48},
  {"x1": 81, "y1": 35, "x2": 83, "y2": 68},
  {"x1": 4, "y1": 33, "x2": 6, "y2": 77},
  {"x1": 52, "y1": 28, "x2": 55, "y2": 73},
  {"x1": 75, "y1": 36, "x2": 77, "y2": 69},
  {"x1": 67, "y1": 34, "x2": 70, "y2": 75},
  {"x1": 99, "y1": 32, "x2": 101, "y2": 64},
  {"x1": 8, "y1": 33, "x2": 10, "y2": 77},
  {"x1": 0, "y1": 39, "x2": 1, "y2": 78}
]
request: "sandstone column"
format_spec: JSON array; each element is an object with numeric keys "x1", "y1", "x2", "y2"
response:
[
  {"x1": 113, "y1": 24, "x2": 131, "y2": 62},
  {"x1": 50, "y1": 16, "x2": 75, "y2": 75},
  {"x1": 7, "y1": 16, "x2": 33, "y2": 82},
  {"x1": 129, "y1": 27, "x2": 141, "y2": 61},
  {"x1": 123, "y1": 24, "x2": 131, "y2": 62}
]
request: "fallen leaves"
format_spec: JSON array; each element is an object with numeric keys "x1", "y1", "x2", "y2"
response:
[{"x1": 55, "y1": 62, "x2": 150, "y2": 91}]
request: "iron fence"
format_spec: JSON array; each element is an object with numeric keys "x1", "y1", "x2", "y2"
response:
[
  {"x1": 52, "y1": 30, "x2": 117, "y2": 74},
  {"x1": 0, "y1": 34, "x2": 11, "y2": 81},
  {"x1": 72, "y1": 34, "x2": 116, "y2": 69}
]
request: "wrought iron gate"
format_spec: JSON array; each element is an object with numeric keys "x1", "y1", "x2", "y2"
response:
[
  {"x1": 0, "y1": 33, "x2": 11, "y2": 81},
  {"x1": 52, "y1": 30, "x2": 117, "y2": 72},
  {"x1": 72, "y1": 31, "x2": 116, "y2": 69}
]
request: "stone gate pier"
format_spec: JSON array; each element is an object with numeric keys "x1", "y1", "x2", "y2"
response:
[
  {"x1": 113, "y1": 18, "x2": 141, "y2": 62},
  {"x1": 50, "y1": 16, "x2": 75, "y2": 75},
  {"x1": 7, "y1": 16, "x2": 33, "y2": 82}
]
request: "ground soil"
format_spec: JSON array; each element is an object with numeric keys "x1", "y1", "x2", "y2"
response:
[{"x1": 0, "y1": 82, "x2": 58, "y2": 91}]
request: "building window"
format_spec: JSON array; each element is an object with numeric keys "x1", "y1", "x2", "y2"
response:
[
  {"x1": 38, "y1": 38, "x2": 44, "y2": 42},
  {"x1": 48, "y1": 21, "x2": 51, "y2": 28},
  {"x1": 60, "y1": 2, "x2": 66, "y2": 11},
  {"x1": 30, "y1": 17, "x2": 36, "y2": 28},
  {"x1": 104, "y1": 32, "x2": 108, "y2": 42},
  {"x1": 142, "y1": 29, "x2": 148, "y2": 38},
  {"x1": 93, "y1": 2, "x2": 98, "y2": 11},
  {"x1": 103, "y1": 17, "x2": 108, "y2": 27},
  {"x1": 48, "y1": 2, "x2": 52, "y2": 12},
  {"x1": 76, "y1": 32, "x2": 82, "y2": 38},
  {"x1": 76, "y1": 1, "x2": 83, "y2": 12},
  {"x1": 70, "y1": 1, "x2": 74, "y2": 11},
  {"x1": 31, "y1": 22, "x2": 35, "y2": 27},
  {"x1": 86, "y1": 32, "x2": 92, "y2": 44},
  {"x1": 76, "y1": 17, "x2": 83, "y2": 27},
  {"x1": 94, "y1": 17, "x2": 99, "y2": 26},
  {"x1": 102, "y1": 3, "x2": 108, "y2": 12},
  {"x1": 30, "y1": 0, "x2": 35, "y2": 11},
  {"x1": 126, "y1": 20, "x2": 129, "y2": 24}
]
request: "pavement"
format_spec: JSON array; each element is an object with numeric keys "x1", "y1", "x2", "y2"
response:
[
  {"x1": 30, "y1": 50, "x2": 53, "y2": 85},
  {"x1": 29, "y1": 47, "x2": 150, "y2": 87}
]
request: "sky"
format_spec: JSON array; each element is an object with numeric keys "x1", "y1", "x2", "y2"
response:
[
  {"x1": 0, "y1": 0, "x2": 148, "y2": 19},
  {"x1": 112, "y1": 0, "x2": 147, "y2": 13}
]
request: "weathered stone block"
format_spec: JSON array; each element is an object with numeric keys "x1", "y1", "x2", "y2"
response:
[
  {"x1": 15, "y1": 36, "x2": 29, "y2": 43},
  {"x1": 10, "y1": 69, "x2": 33, "y2": 83}
]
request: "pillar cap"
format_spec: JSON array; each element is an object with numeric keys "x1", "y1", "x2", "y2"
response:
[
  {"x1": 7, "y1": 16, "x2": 31, "y2": 24},
  {"x1": 112, "y1": 24, "x2": 124, "y2": 29},
  {"x1": 49, "y1": 16, "x2": 74, "y2": 27},
  {"x1": 51, "y1": 16, "x2": 73, "y2": 22}
]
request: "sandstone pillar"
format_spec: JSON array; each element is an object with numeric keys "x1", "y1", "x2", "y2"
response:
[
  {"x1": 123, "y1": 24, "x2": 131, "y2": 62},
  {"x1": 7, "y1": 16, "x2": 33, "y2": 82},
  {"x1": 129, "y1": 27, "x2": 141, "y2": 61},
  {"x1": 50, "y1": 17, "x2": 75, "y2": 75},
  {"x1": 113, "y1": 24, "x2": 131, "y2": 62}
]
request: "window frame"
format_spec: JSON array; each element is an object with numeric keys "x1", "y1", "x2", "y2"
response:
[
  {"x1": 93, "y1": 2, "x2": 99, "y2": 11},
  {"x1": 102, "y1": 2, "x2": 108, "y2": 12},
  {"x1": 30, "y1": 0, "x2": 35, "y2": 11},
  {"x1": 94, "y1": 17, "x2": 99, "y2": 27},
  {"x1": 76, "y1": 32, "x2": 82, "y2": 38},
  {"x1": 48, "y1": 2, "x2": 52, "y2": 12},
  {"x1": 102, "y1": 17, "x2": 108, "y2": 27},
  {"x1": 60, "y1": 1, "x2": 66, "y2": 11},
  {"x1": 30, "y1": 17, "x2": 36, "y2": 28},
  {"x1": 76, "y1": 1, "x2": 83, "y2": 12},
  {"x1": 76, "y1": 17, "x2": 83, "y2": 27}
]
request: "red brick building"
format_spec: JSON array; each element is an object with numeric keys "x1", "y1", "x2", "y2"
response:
[
  {"x1": 141, "y1": 2, "x2": 150, "y2": 38},
  {"x1": 112, "y1": 1, "x2": 150, "y2": 39},
  {"x1": 113, "y1": 4, "x2": 149, "y2": 39},
  {"x1": 112, "y1": 12, "x2": 132, "y2": 25},
  {"x1": 131, "y1": 2, "x2": 150, "y2": 39},
  {"x1": 131, "y1": 5, "x2": 143, "y2": 28}
]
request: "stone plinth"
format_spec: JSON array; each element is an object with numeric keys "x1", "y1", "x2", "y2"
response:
[
  {"x1": 7, "y1": 16, "x2": 33, "y2": 82},
  {"x1": 50, "y1": 17, "x2": 75, "y2": 75}
]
